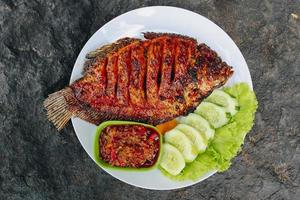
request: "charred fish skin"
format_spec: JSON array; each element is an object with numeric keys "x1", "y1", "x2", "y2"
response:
[{"x1": 44, "y1": 32, "x2": 233, "y2": 130}]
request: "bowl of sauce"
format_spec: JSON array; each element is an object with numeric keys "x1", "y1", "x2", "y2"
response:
[{"x1": 94, "y1": 121, "x2": 162, "y2": 170}]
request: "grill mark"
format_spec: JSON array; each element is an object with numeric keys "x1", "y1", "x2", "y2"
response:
[
  {"x1": 114, "y1": 55, "x2": 119, "y2": 99},
  {"x1": 140, "y1": 46, "x2": 147, "y2": 101},
  {"x1": 143, "y1": 71, "x2": 147, "y2": 102},
  {"x1": 156, "y1": 40, "x2": 163, "y2": 92},
  {"x1": 156, "y1": 40, "x2": 164, "y2": 90},
  {"x1": 170, "y1": 39, "x2": 178, "y2": 82},
  {"x1": 174, "y1": 40, "x2": 188, "y2": 81},
  {"x1": 146, "y1": 41, "x2": 161, "y2": 104},
  {"x1": 188, "y1": 41, "x2": 196, "y2": 67},
  {"x1": 106, "y1": 55, "x2": 118, "y2": 99},
  {"x1": 159, "y1": 38, "x2": 174, "y2": 99},
  {"x1": 116, "y1": 48, "x2": 131, "y2": 105},
  {"x1": 157, "y1": 62, "x2": 162, "y2": 88},
  {"x1": 187, "y1": 42, "x2": 193, "y2": 74},
  {"x1": 129, "y1": 46, "x2": 139, "y2": 104},
  {"x1": 103, "y1": 58, "x2": 108, "y2": 91},
  {"x1": 127, "y1": 48, "x2": 132, "y2": 104},
  {"x1": 173, "y1": 40, "x2": 190, "y2": 105},
  {"x1": 99, "y1": 58, "x2": 108, "y2": 94},
  {"x1": 186, "y1": 41, "x2": 199, "y2": 83},
  {"x1": 129, "y1": 44, "x2": 146, "y2": 105},
  {"x1": 170, "y1": 67, "x2": 175, "y2": 82}
]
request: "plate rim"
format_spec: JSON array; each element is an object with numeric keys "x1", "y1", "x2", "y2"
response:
[{"x1": 70, "y1": 6, "x2": 252, "y2": 190}]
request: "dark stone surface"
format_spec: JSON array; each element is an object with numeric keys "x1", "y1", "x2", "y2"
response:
[{"x1": 0, "y1": 0, "x2": 299, "y2": 199}]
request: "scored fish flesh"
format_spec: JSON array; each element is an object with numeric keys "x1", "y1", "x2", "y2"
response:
[{"x1": 44, "y1": 32, "x2": 233, "y2": 130}]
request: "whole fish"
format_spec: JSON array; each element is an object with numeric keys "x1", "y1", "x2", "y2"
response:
[{"x1": 44, "y1": 32, "x2": 233, "y2": 130}]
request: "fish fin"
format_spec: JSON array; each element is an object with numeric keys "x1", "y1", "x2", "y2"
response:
[
  {"x1": 85, "y1": 37, "x2": 141, "y2": 59},
  {"x1": 44, "y1": 87, "x2": 106, "y2": 130},
  {"x1": 44, "y1": 87, "x2": 76, "y2": 130},
  {"x1": 143, "y1": 32, "x2": 197, "y2": 42},
  {"x1": 74, "y1": 106, "x2": 104, "y2": 125}
]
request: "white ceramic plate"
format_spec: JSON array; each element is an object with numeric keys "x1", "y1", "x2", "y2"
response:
[{"x1": 70, "y1": 6, "x2": 252, "y2": 190}]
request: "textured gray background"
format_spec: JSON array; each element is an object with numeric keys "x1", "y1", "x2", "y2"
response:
[{"x1": 0, "y1": 0, "x2": 299, "y2": 199}]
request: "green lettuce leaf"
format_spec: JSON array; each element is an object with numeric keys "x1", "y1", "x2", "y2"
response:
[{"x1": 160, "y1": 82, "x2": 258, "y2": 180}]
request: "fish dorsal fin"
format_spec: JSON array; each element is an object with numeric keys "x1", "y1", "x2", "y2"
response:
[
  {"x1": 85, "y1": 37, "x2": 141, "y2": 59},
  {"x1": 143, "y1": 32, "x2": 197, "y2": 43}
]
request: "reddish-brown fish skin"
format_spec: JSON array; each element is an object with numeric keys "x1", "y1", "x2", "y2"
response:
[{"x1": 70, "y1": 33, "x2": 233, "y2": 125}]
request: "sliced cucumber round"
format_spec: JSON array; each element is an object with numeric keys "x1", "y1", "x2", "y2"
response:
[
  {"x1": 175, "y1": 124, "x2": 207, "y2": 153},
  {"x1": 164, "y1": 129, "x2": 198, "y2": 163},
  {"x1": 195, "y1": 102, "x2": 229, "y2": 128},
  {"x1": 160, "y1": 143, "x2": 185, "y2": 176},
  {"x1": 205, "y1": 90, "x2": 238, "y2": 116},
  {"x1": 177, "y1": 113, "x2": 215, "y2": 140}
]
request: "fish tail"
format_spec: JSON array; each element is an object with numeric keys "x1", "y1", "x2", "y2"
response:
[{"x1": 44, "y1": 87, "x2": 75, "y2": 130}]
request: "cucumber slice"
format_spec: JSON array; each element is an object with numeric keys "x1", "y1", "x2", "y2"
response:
[
  {"x1": 175, "y1": 124, "x2": 207, "y2": 153},
  {"x1": 205, "y1": 90, "x2": 238, "y2": 116},
  {"x1": 164, "y1": 129, "x2": 198, "y2": 163},
  {"x1": 177, "y1": 113, "x2": 215, "y2": 140},
  {"x1": 160, "y1": 143, "x2": 185, "y2": 176},
  {"x1": 195, "y1": 102, "x2": 229, "y2": 128}
]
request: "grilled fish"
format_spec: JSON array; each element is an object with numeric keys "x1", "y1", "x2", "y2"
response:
[{"x1": 44, "y1": 32, "x2": 233, "y2": 130}]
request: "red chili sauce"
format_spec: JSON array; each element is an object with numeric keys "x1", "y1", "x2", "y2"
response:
[{"x1": 99, "y1": 125, "x2": 160, "y2": 168}]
